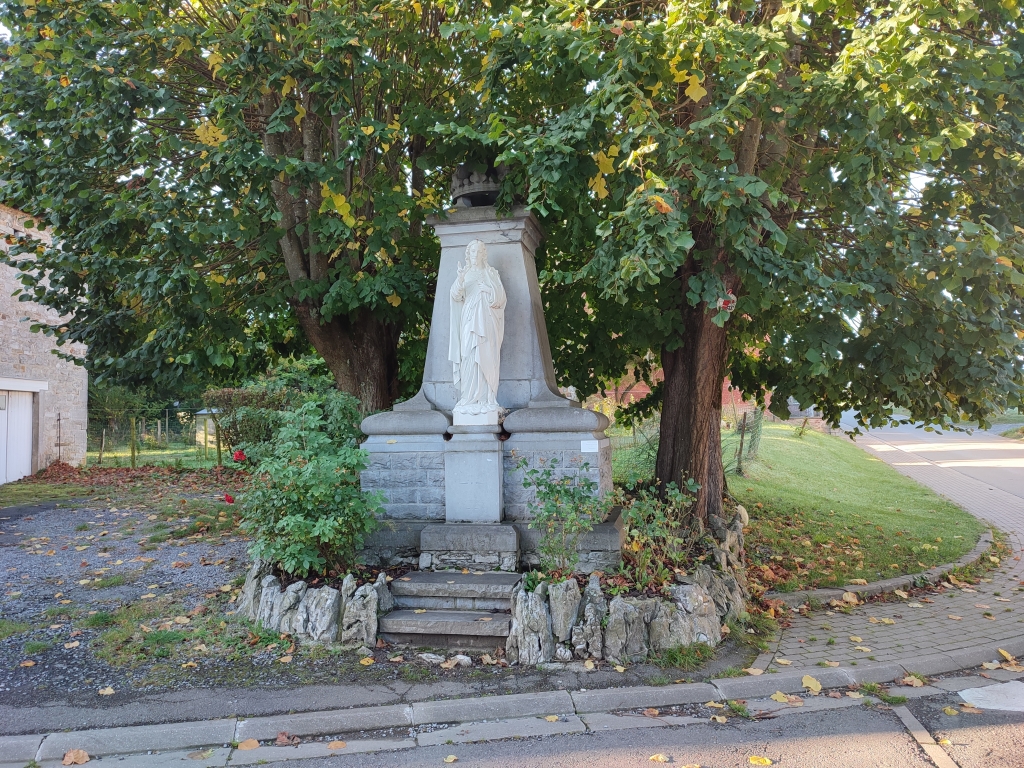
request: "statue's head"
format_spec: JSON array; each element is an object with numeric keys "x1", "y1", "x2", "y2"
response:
[{"x1": 466, "y1": 239, "x2": 488, "y2": 268}]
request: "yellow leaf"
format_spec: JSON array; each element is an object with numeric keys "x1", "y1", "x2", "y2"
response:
[
  {"x1": 900, "y1": 676, "x2": 924, "y2": 688},
  {"x1": 802, "y1": 675, "x2": 822, "y2": 693},
  {"x1": 361, "y1": 125, "x2": 375, "y2": 135},
  {"x1": 237, "y1": 739, "x2": 260, "y2": 750},
  {"x1": 444, "y1": 756, "x2": 458, "y2": 764},
  {"x1": 386, "y1": 293, "x2": 402, "y2": 307},
  {"x1": 360, "y1": 657, "x2": 375, "y2": 666},
  {"x1": 848, "y1": 579, "x2": 868, "y2": 585},
  {"x1": 59, "y1": 74, "x2": 71, "y2": 87},
  {"x1": 982, "y1": 661, "x2": 1001, "y2": 669},
  {"x1": 414, "y1": 609, "x2": 427, "y2": 614},
  {"x1": 207, "y1": 51, "x2": 224, "y2": 79},
  {"x1": 40, "y1": 25, "x2": 54, "y2": 39},
  {"x1": 770, "y1": 691, "x2": 789, "y2": 703},
  {"x1": 842, "y1": 592, "x2": 859, "y2": 604},
  {"x1": 588, "y1": 173, "x2": 609, "y2": 199},
  {"x1": 257, "y1": 271, "x2": 266, "y2": 281},
  {"x1": 743, "y1": 667, "x2": 764, "y2": 676},
  {"x1": 412, "y1": 0, "x2": 423, "y2": 13},
  {"x1": 278, "y1": 655, "x2": 292, "y2": 663},
  {"x1": 775, "y1": 659, "x2": 792, "y2": 666},
  {"x1": 181, "y1": 661, "x2": 197, "y2": 668},
  {"x1": 685, "y1": 74, "x2": 707, "y2": 102},
  {"x1": 710, "y1": 715, "x2": 727, "y2": 723},
  {"x1": 943, "y1": 706, "x2": 959, "y2": 716},
  {"x1": 847, "y1": 691, "x2": 864, "y2": 699},
  {"x1": 706, "y1": 701, "x2": 725, "y2": 708},
  {"x1": 948, "y1": 615, "x2": 962, "y2": 621},
  {"x1": 140, "y1": 593, "x2": 156, "y2": 599},
  {"x1": 328, "y1": 740, "x2": 347, "y2": 749},
  {"x1": 281, "y1": 74, "x2": 297, "y2": 96},
  {"x1": 649, "y1": 755, "x2": 670, "y2": 763},
  {"x1": 195, "y1": 120, "x2": 227, "y2": 146},
  {"x1": 62, "y1": 749, "x2": 90, "y2": 765},
  {"x1": 210, "y1": 274, "x2": 226, "y2": 284},
  {"x1": 849, "y1": 636, "x2": 862, "y2": 643},
  {"x1": 614, "y1": 665, "x2": 626, "y2": 673},
  {"x1": 294, "y1": 103, "x2": 306, "y2": 126},
  {"x1": 749, "y1": 758, "x2": 773, "y2": 766},
  {"x1": 64, "y1": 641, "x2": 80, "y2": 649},
  {"x1": 584, "y1": 660, "x2": 595, "y2": 670},
  {"x1": 544, "y1": 715, "x2": 559, "y2": 722},
  {"x1": 999, "y1": 648, "x2": 1015, "y2": 661},
  {"x1": 593, "y1": 151, "x2": 615, "y2": 175},
  {"x1": 173, "y1": 616, "x2": 190, "y2": 625},
  {"x1": 98, "y1": 686, "x2": 114, "y2": 695},
  {"x1": 854, "y1": 646, "x2": 871, "y2": 653}
]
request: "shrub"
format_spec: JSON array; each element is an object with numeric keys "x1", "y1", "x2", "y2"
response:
[
  {"x1": 241, "y1": 394, "x2": 382, "y2": 577},
  {"x1": 521, "y1": 459, "x2": 609, "y2": 576}
]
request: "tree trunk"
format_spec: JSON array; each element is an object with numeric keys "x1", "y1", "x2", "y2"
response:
[
  {"x1": 292, "y1": 301, "x2": 401, "y2": 413},
  {"x1": 655, "y1": 289, "x2": 730, "y2": 525}
]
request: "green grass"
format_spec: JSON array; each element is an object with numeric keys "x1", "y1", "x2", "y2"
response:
[
  {"x1": 0, "y1": 619, "x2": 31, "y2": 640},
  {"x1": 861, "y1": 682, "x2": 908, "y2": 705},
  {"x1": 1002, "y1": 426, "x2": 1024, "y2": 440},
  {"x1": 83, "y1": 611, "x2": 119, "y2": 628},
  {"x1": 0, "y1": 481, "x2": 89, "y2": 509},
  {"x1": 85, "y1": 443, "x2": 222, "y2": 470},
  {"x1": 92, "y1": 574, "x2": 128, "y2": 589},
  {"x1": 651, "y1": 642, "x2": 716, "y2": 670},
  {"x1": 24, "y1": 640, "x2": 52, "y2": 654},
  {"x1": 735, "y1": 424, "x2": 986, "y2": 590}
]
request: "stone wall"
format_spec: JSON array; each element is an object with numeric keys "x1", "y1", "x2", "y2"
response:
[
  {"x1": 359, "y1": 438, "x2": 446, "y2": 521},
  {"x1": 0, "y1": 203, "x2": 88, "y2": 470}
]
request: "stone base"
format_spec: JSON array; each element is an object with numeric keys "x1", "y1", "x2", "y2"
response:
[
  {"x1": 444, "y1": 427, "x2": 504, "y2": 522},
  {"x1": 419, "y1": 523, "x2": 519, "y2": 572}
]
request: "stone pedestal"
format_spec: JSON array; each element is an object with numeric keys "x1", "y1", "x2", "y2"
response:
[{"x1": 444, "y1": 425, "x2": 503, "y2": 523}]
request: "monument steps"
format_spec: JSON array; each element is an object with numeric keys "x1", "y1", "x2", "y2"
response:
[{"x1": 380, "y1": 571, "x2": 520, "y2": 650}]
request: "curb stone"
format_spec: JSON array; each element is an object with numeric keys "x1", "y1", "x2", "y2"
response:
[
  {"x1": 767, "y1": 530, "x2": 994, "y2": 609},
  {"x1": 36, "y1": 718, "x2": 237, "y2": 761},
  {"x1": 235, "y1": 703, "x2": 413, "y2": 741},
  {"x1": 570, "y1": 683, "x2": 719, "y2": 713}
]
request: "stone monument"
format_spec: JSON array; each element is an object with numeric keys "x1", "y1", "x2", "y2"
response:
[{"x1": 360, "y1": 167, "x2": 621, "y2": 573}]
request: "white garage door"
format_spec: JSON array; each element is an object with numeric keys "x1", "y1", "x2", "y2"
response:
[{"x1": 0, "y1": 391, "x2": 33, "y2": 484}]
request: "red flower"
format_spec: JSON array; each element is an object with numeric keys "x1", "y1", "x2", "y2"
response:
[
  {"x1": 224, "y1": 493, "x2": 235, "y2": 504},
  {"x1": 233, "y1": 450, "x2": 247, "y2": 462}
]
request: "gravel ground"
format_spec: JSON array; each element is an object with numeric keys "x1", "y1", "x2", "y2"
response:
[{"x1": 1, "y1": 496, "x2": 758, "y2": 724}]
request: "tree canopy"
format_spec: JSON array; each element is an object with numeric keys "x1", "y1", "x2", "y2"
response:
[
  {"x1": 0, "y1": 0, "x2": 488, "y2": 406},
  {"x1": 443, "y1": 0, "x2": 1024, "y2": 518}
]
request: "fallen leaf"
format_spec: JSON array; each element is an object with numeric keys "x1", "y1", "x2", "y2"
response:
[
  {"x1": 237, "y1": 739, "x2": 260, "y2": 750},
  {"x1": 975, "y1": 604, "x2": 991, "y2": 609},
  {"x1": 982, "y1": 661, "x2": 1001, "y2": 670},
  {"x1": 786, "y1": 695, "x2": 803, "y2": 706},
  {"x1": 842, "y1": 592, "x2": 859, "y2": 604},
  {"x1": 328, "y1": 740, "x2": 347, "y2": 749},
  {"x1": 900, "y1": 677, "x2": 924, "y2": 688},
  {"x1": 181, "y1": 661, "x2": 197, "y2": 669},
  {"x1": 275, "y1": 732, "x2": 300, "y2": 746},
  {"x1": 62, "y1": 749, "x2": 90, "y2": 765},
  {"x1": 849, "y1": 579, "x2": 868, "y2": 586},
  {"x1": 948, "y1": 615, "x2": 962, "y2": 621},
  {"x1": 187, "y1": 749, "x2": 214, "y2": 759},
  {"x1": 19, "y1": 660, "x2": 36, "y2": 667},
  {"x1": 414, "y1": 609, "x2": 427, "y2": 614},
  {"x1": 584, "y1": 659, "x2": 595, "y2": 670},
  {"x1": 278, "y1": 655, "x2": 293, "y2": 664},
  {"x1": 476, "y1": 617, "x2": 493, "y2": 622},
  {"x1": 389, "y1": 656, "x2": 405, "y2": 663},
  {"x1": 706, "y1": 701, "x2": 725, "y2": 708},
  {"x1": 849, "y1": 636, "x2": 863, "y2": 643},
  {"x1": 879, "y1": 618, "x2": 896, "y2": 625},
  {"x1": 999, "y1": 648, "x2": 1015, "y2": 661},
  {"x1": 545, "y1": 715, "x2": 560, "y2": 722},
  {"x1": 642, "y1": 708, "x2": 660, "y2": 718},
  {"x1": 749, "y1": 757, "x2": 773, "y2": 766},
  {"x1": 960, "y1": 704, "x2": 983, "y2": 714},
  {"x1": 98, "y1": 686, "x2": 115, "y2": 695},
  {"x1": 770, "y1": 691, "x2": 789, "y2": 703},
  {"x1": 439, "y1": 658, "x2": 457, "y2": 669},
  {"x1": 64, "y1": 641, "x2": 80, "y2": 649},
  {"x1": 802, "y1": 675, "x2": 822, "y2": 693},
  {"x1": 444, "y1": 756, "x2": 458, "y2": 764},
  {"x1": 854, "y1": 646, "x2": 872, "y2": 653},
  {"x1": 847, "y1": 692, "x2": 864, "y2": 699},
  {"x1": 710, "y1": 715, "x2": 727, "y2": 723},
  {"x1": 743, "y1": 667, "x2": 764, "y2": 676},
  {"x1": 942, "y1": 706, "x2": 959, "y2": 716},
  {"x1": 938, "y1": 738, "x2": 951, "y2": 745},
  {"x1": 980, "y1": 672, "x2": 992, "y2": 679},
  {"x1": 823, "y1": 661, "x2": 840, "y2": 667},
  {"x1": 775, "y1": 659, "x2": 792, "y2": 666},
  {"x1": 827, "y1": 692, "x2": 843, "y2": 699},
  {"x1": 140, "y1": 593, "x2": 156, "y2": 599},
  {"x1": 615, "y1": 665, "x2": 626, "y2": 673},
  {"x1": 894, "y1": 589, "x2": 909, "y2": 599},
  {"x1": 649, "y1": 755, "x2": 670, "y2": 763}
]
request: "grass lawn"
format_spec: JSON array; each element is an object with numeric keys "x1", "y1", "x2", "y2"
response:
[
  {"x1": 732, "y1": 424, "x2": 986, "y2": 592},
  {"x1": 85, "y1": 442, "x2": 223, "y2": 470},
  {"x1": 0, "y1": 481, "x2": 91, "y2": 508},
  {"x1": 1002, "y1": 425, "x2": 1024, "y2": 440}
]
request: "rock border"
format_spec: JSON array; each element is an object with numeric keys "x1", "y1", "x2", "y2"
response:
[{"x1": 765, "y1": 529, "x2": 995, "y2": 609}]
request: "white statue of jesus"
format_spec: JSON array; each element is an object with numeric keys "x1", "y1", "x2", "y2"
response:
[{"x1": 449, "y1": 240, "x2": 506, "y2": 423}]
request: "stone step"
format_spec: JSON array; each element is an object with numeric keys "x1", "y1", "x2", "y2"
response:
[
  {"x1": 379, "y1": 609, "x2": 512, "y2": 651},
  {"x1": 390, "y1": 571, "x2": 522, "y2": 611}
]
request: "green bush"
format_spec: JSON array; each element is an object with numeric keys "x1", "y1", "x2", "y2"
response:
[
  {"x1": 241, "y1": 394, "x2": 382, "y2": 578},
  {"x1": 521, "y1": 459, "x2": 609, "y2": 576}
]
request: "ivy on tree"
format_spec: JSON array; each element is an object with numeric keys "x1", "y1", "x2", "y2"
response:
[{"x1": 448, "y1": 0, "x2": 1024, "y2": 523}]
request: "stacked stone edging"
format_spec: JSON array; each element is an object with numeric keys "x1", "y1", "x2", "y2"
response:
[
  {"x1": 236, "y1": 560, "x2": 392, "y2": 649},
  {"x1": 766, "y1": 529, "x2": 995, "y2": 609}
]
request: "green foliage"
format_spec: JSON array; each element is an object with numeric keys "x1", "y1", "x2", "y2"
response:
[
  {"x1": 616, "y1": 481, "x2": 705, "y2": 592},
  {"x1": 241, "y1": 393, "x2": 382, "y2": 577},
  {"x1": 444, "y1": 0, "x2": 1024, "y2": 432},
  {"x1": 83, "y1": 611, "x2": 118, "y2": 628},
  {"x1": 0, "y1": 0, "x2": 490, "y2": 400},
  {"x1": 651, "y1": 641, "x2": 716, "y2": 670},
  {"x1": 23, "y1": 640, "x2": 52, "y2": 654},
  {"x1": 521, "y1": 459, "x2": 607, "y2": 575},
  {"x1": 0, "y1": 619, "x2": 30, "y2": 640}
]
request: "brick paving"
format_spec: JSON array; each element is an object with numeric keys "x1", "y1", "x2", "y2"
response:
[{"x1": 770, "y1": 424, "x2": 1024, "y2": 671}]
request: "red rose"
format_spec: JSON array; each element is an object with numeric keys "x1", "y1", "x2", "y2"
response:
[
  {"x1": 224, "y1": 493, "x2": 235, "y2": 504},
  {"x1": 233, "y1": 450, "x2": 247, "y2": 462}
]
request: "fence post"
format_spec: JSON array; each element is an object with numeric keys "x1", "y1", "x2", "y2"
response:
[
  {"x1": 215, "y1": 420, "x2": 223, "y2": 467},
  {"x1": 129, "y1": 415, "x2": 138, "y2": 469},
  {"x1": 736, "y1": 412, "x2": 747, "y2": 476},
  {"x1": 98, "y1": 429, "x2": 106, "y2": 466},
  {"x1": 165, "y1": 410, "x2": 170, "y2": 445},
  {"x1": 204, "y1": 418, "x2": 209, "y2": 461}
]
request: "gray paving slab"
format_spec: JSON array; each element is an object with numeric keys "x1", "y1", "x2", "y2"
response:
[
  {"x1": 228, "y1": 738, "x2": 416, "y2": 764},
  {"x1": 416, "y1": 714, "x2": 586, "y2": 746},
  {"x1": 37, "y1": 747, "x2": 232, "y2": 768},
  {"x1": 379, "y1": 609, "x2": 511, "y2": 636},
  {"x1": 570, "y1": 682, "x2": 720, "y2": 713},
  {"x1": 235, "y1": 704, "x2": 413, "y2": 741},
  {"x1": 0, "y1": 733, "x2": 43, "y2": 762},
  {"x1": 579, "y1": 712, "x2": 671, "y2": 731},
  {"x1": 411, "y1": 690, "x2": 575, "y2": 725},
  {"x1": 36, "y1": 719, "x2": 237, "y2": 760}
]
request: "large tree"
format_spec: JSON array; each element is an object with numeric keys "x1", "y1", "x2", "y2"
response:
[
  {"x1": 0, "y1": 0, "x2": 486, "y2": 409},
  {"x1": 453, "y1": 0, "x2": 1024, "y2": 523}
]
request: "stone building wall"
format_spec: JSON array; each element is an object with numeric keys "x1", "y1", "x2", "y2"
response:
[{"x1": 0, "y1": 203, "x2": 88, "y2": 470}]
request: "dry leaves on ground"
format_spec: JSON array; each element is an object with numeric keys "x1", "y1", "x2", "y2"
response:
[
  {"x1": 648, "y1": 755, "x2": 670, "y2": 763},
  {"x1": 749, "y1": 758, "x2": 773, "y2": 766},
  {"x1": 802, "y1": 675, "x2": 822, "y2": 693},
  {"x1": 706, "y1": 701, "x2": 725, "y2": 709},
  {"x1": 359, "y1": 657, "x2": 375, "y2": 666},
  {"x1": 948, "y1": 615, "x2": 963, "y2": 621},
  {"x1": 236, "y1": 739, "x2": 260, "y2": 750},
  {"x1": 710, "y1": 715, "x2": 727, "y2": 723},
  {"x1": 960, "y1": 704, "x2": 983, "y2": 714},
  {"x1": 900, "y1": 677, "x2": 924, "y2": 688},
  {"x1": 19, "y1": 660, "x2": 36, "y2": 667},
  {"x1": 544, "y1": 715, "x2": 560, "y2": 722},
  {"x1": 64, "y1": 641, "x2": 80, "y2": 649},
  {"x1": 97, "y1": 687, "x2": 115, "y2": 696},
  {"x1": 743, "y1": 667, "x2": 764, "y2": 676},
  {"x1": 328, "y1": 741, "x2": 347, "y2": 749},
  {"x1": 847, "y1": 692, "x2": 864, "y2": 699},
  {"x1": 275, "y1": 732, "x2": 300, "y2": 746},
  {"x1": 62, "y1": 749, "x2": 89, "y2": 765},
  {"x1": 775, "y1": 659, "x2": 791, "y2": 666},
  {"x1": 943, "y1": 707, "x2": 959, "y2": 716},
  {"x1": 443, "y1": 756, "x2": 458, "y2": 763},
  {"x1": 642, "y1": 709, "x2": 660, "y2": 718}
]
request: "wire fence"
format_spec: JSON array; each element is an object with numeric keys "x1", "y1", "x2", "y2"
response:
[{"x1": 86, "y1": 408, "x2": 226, "y2": 469}]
